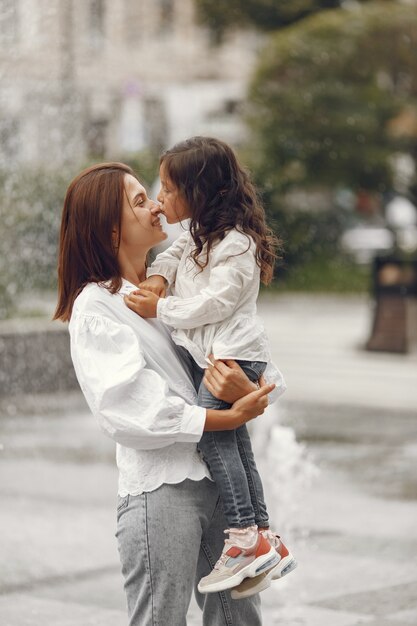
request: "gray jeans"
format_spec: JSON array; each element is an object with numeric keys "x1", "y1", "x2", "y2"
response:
[
  {"x1": 116, "y1": 478, "x2": 262, "y2": 626},
  {"x1": 197, "y1": 360, "x2": 269, "y2": 529}
]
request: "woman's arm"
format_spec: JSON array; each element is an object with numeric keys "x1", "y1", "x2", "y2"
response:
[
  {"x1": 203, "y1": 357, "x2": 276, "y2": 429},
  {"x1": 204, "y1": 385, "x2": 274, "y2": 431},
  {"x1": 70, "y1": 313, "x2": 205, "y2": 450},
  {"x1": 70, "y1": 313, "x2": 272, "y2": 450}
]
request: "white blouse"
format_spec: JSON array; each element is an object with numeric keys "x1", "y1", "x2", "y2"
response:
[
  {"x1": 148, "y1": 229, "x2": 277, "y2": 371},
  {"x1": 69, "y1": 280, "x2": 210, "y2": 496}
]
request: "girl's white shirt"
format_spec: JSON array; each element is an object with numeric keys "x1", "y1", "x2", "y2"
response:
[
  {"x1": 148, "y1": 229, "x2": 284, "y2": 380},
  {"x1": 69, "y1": 279, "x2": 210, "y2": 496}
]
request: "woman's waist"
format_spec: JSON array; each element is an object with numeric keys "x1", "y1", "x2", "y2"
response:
[{"x1": 116, "y1": 441, "x2": 209, "y2": 488}]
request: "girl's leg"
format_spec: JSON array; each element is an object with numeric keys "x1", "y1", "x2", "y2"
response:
[
  {"x1": 197, "y1": 382, "x2": 256, "y2": 528},
  {"x1": 234, "y1": 361, "x2": 270, "y2": 528},
  {"x1": 236, "y1": 424, "x2": 269, "y2": 528}
]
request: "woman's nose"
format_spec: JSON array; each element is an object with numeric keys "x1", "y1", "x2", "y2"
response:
[{"x1": 150, "y1": 201, "x2": 162, "y2": 215}]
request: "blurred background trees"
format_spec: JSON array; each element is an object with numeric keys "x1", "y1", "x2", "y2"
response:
[
  {"x1": 245, "y1": 2, "x2": 417, "y2": 286},
  {"x1": 196, "y1": 0, "x2": 417, "y2": 287},
  {"x1": 0, "y1": 169, "x2": 68, "y2": 318},
  {"x1": 196, "y1": 0, "x2": 359, "y2": 38},
  {"x1": 1, "y1": 0, "x2": 416, "y2": 316},
  {"x1": 249, "y1": 3, "x2": 417, "y2": 195}
]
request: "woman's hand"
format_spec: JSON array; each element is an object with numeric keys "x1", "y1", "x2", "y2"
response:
[
  {"x1": 203, "y1": 357, "x2": 257, "y2": 404},
  {"x1": 204, "y1": 383, "x2": 275, "y2": 431},
  {"x1": 138, "y1": 275, "x2": 167, "y2": 298},
  {"x1": 124, "y1": 290, "x2": 159, "y2": 318},
  {"x1": 231, "y1": 383, "x2": 275, "y2": 426}
]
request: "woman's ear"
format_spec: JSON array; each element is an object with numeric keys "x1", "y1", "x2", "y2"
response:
[{"x1": 112, "y1": 228, "x2": 119, "y2": 252}]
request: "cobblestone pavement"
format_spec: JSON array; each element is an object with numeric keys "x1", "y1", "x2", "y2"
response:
[{"x1": 1, "y1": 295, "x2": 416, "y2": 625}]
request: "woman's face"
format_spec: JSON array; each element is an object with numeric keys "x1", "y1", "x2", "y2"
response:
[
  {"x1": 157, "y1": 163, "x2": 191, "y2": 224},
  {"x1": 119, "y1": 174, "x2": 167, "y2": 253}
]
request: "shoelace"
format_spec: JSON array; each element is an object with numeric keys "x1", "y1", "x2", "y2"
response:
[
  {"x1": 213, "y1": 538, "x2": 235, "y2": 570},
  {"x1": 213, "y1": 528, "x2": 256, "y2": 571}
]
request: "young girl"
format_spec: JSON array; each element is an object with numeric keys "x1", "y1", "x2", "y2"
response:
[{"x1": 124, "y1": 136, "x2": 297, "y2": 597}]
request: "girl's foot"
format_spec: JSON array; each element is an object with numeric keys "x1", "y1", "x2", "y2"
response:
[
  {"x1": 197, "y1": 530, "x2": 280, "y2": 594},
  {"x1": 230, "y1": 531, "x2": 297, "y2": 599}
]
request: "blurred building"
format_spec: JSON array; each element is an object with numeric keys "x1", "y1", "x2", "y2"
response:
[{"x1": 0, "y1": 0, "x2": 261, "y2": 168}]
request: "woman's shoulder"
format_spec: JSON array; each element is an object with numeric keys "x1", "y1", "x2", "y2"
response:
[
  {"x1": 69, "y1": 282, "x2": 140, "y2": 348},
  {"x1": 73, "y1": 282, "x2": 110, "y2": 307},
  {"x1": 72, "y1": 282, "x2": 121, "y2": 320}
]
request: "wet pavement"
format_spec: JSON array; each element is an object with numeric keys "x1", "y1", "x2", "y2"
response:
[{"x1": 1, "y1": 294, "x2": 416, "y2": 625}]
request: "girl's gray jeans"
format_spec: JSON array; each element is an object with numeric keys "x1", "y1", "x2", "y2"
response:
[
  {"x1": 196, "y1": 360, "x2": 269, "y2": 529},
  {"x1": 116, "y1": 478, "x2": 262, "y2": 626}
]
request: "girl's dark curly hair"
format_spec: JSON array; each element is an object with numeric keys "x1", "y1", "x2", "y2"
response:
[{"x1": 160, "y1": 136, "x2": 280, "y2": 285}]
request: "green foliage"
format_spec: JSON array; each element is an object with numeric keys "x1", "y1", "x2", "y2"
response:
[
  {"x1": 194, "y1": 0, "x2": 372, "y2": 39},
  {"x1": 269, "y1": 201, "x2": 346, "y2": 269},
  {"x1": 249, "y1": 2, "x2": 417, "y2": 196},
  {"x1": 262, "y1": 185, "x2": 370, "y2": 292},
  {"x1": 0, "y1": 167, "x2": 70, "y2": 318},
  {"x1": 120, "y1": 149, "x2": 160, "y2": 190},
  {"x1": 273, "y1": 255, "x2": 370, "y2": 292}
]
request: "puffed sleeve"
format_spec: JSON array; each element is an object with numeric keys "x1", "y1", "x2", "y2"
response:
[
  {"x1": 146, "y1": 230, "x2": 190, "y2": 287},
  {"x1": 157, "y1": 233, "x2": 256, "y2": 329},
  {"x1": 69, "y1": 313, "x2": 206, "y2": 450}
]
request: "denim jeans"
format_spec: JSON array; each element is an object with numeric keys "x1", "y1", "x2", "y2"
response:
[
  {"x1": 116, "y1": 478, "x2": 262, "y2": 626},
  {"x1": 196, "y1": 360, "x2": 269, "y2": 529}
]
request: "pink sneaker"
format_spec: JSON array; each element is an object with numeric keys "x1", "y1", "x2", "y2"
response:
[
  {"x1": 231, "y1": 531, "x2": 297, "y2": 599},
  {"x1": 198, "y1": 531, "x2": 280, "y2": 594}
]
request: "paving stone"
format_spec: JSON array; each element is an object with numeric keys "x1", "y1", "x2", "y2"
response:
[
  {"x1": 313, "y1": 580, "x2": 417, "y2": 616},
  {"x1": 358, "y1": 621, "x2": 410, "y2": 626},
  {"x1": 0, "y1": 594, "x2": 126, "y2": 626},
  {"x1": 388, "y1": 608, "x2": 417, "y2": 624}
]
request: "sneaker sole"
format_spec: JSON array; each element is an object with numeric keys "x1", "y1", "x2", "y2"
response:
[
  {"x1": 197, "y1": 546, "x2": 280, "y2": 594},
  {"x1": 271, "y1": 554, "x2": 298, "y2": 579},
  {"x1": 230, "y1": 554, "x2": 297, "y2": 600},
  {"x1": 230, "y1": 570, "x2": 272, "y2": 599}
]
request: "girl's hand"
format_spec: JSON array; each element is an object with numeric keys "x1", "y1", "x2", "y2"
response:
[
  {"x1": 138, "y1": 275, "x2": 167, "y2": 298},
  {"x1": 203, "y1": 357, "x2": 257, "y2": 404},
  {"x1": 124, "y1": 290, "x2": 159, "y2": 318}
]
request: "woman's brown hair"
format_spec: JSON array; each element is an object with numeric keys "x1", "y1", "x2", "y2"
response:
[
  {"x1": 160, "y1": 136, "x2": 281, "y2": 284},
  {"x1": 53, "y1": 162, "x2": 135, "y2": 322}
]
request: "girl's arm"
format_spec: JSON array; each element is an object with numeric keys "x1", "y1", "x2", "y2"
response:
[
  {"x1": 70, "y1": 313, "x2": 272, "y2": 451},
  {"x1": 125, "y1": 233, "x2": 256, "y2": 328},
  {"x1": 145, "y1": 230, "x2": 190, "y2": 288}
]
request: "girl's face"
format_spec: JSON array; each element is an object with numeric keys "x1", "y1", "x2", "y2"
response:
[
  {"x1": 157, "y1": 163, "x2": 191, "y2": 224},
  {"x1": 119, "y1": 174, "x2": 167, "y2": 253}
]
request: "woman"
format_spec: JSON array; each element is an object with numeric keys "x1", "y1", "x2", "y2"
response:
[{"x1": 54, "y1": 162, "x2": 276, "y2": 626}]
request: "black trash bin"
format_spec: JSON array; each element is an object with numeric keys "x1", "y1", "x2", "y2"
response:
[{"x1": 366, "y1": 256, "x2": 417, "y2": 353}]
